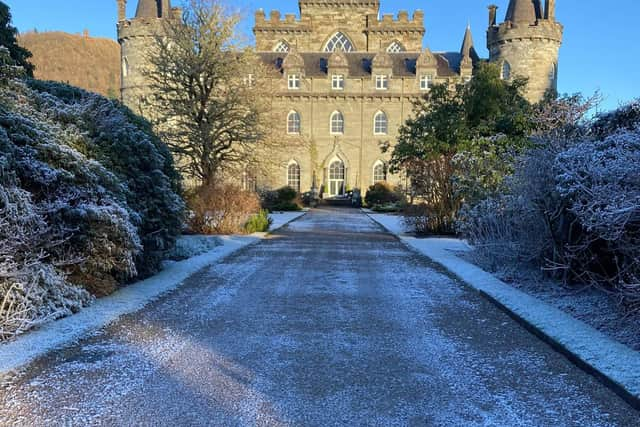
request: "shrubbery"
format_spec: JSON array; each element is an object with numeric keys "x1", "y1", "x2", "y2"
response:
[
  {"x1": 244, "y1": 209, "x2": 272, "y2": 233},
  {"x1": 365, "y1": 182, "x2": 401, "y2": 207},
  {"x1": 260, "y1": 186, "x2": 302, "y2": 212},
  {"x1": 459, "y1": 98, "x2": 640, "y2": 313},
  {"x1": 187, "y1": 183, "x2": 261, "y2": 234},
  {"x1": 0, "y1": 57, "x2": 183, "y2": 337}
]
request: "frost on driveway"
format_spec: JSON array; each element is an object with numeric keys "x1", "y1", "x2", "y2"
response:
[{"x1": 0, "y1": 208, "x2": 638, "y2": 426}]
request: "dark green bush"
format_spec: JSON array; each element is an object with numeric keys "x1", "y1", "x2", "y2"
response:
[
  {"x1": 365, "y1": 182, "x2": 401, "y2": 207},
  {"x1": 261, "y1": 186, "x2": 302, "y2": 211}
]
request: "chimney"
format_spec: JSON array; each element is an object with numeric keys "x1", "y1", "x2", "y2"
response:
[
  {"x1": 545, "y1": 0, "x2": 556, "y2": 20},
  {"x1": 117, "y1": 0, "x2": 127, "y2": 22},
  {"x1": 488, "y1": 5, "x2": 498, "y2": 26}
]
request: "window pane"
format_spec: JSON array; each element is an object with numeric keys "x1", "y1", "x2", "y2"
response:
[
  {"x1": 287, "y1": 112, "x2": 300, "y2": 134},
  {"x1": 324, "y1": 32, "x2": 354, "y2": 52},
  {"x1": 274, "y1": 41, "x2": 290, "y2": 53},
  {"x1": 373, "y1": 163, "x2": 385, "y2": 182},
  {"x1": 331, "y1": 112, "x2": 344, "y2": 134},
  {"x1": 374, "y1": 113, "x2": 388, "y2": 134},
  {"x1": 387, "y1": 42, "x2": 405, "y2": 53},
  {"x1": 288, "y1": 163, "x2": 301, "y2": 192}
]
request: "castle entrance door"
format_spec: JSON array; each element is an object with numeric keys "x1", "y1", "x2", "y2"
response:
[{"x1": 328, "y1": 160, "x2": 345, "y2": 196}]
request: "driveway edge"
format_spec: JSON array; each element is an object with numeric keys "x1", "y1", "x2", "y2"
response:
[
  {"x1": 0, "y1": 211, "x2": 307, "y2": 376},
  {"x1": 366, "y1": 213, "x2": 640, "y2": 410}
]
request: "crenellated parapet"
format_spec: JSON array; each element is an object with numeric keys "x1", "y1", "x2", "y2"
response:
[
  {"x1": 365, "y1": 10, "x2": 424, "y2": 33},
  {"x1": 487, "y1": 19, "x2": 563, "y2": 47}
]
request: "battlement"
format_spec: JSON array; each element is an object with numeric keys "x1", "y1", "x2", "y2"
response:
[
  {"x1": 488, "y1": 19, "x2": 563, "y2": 46},
  {"x1": 254, "y1": 9, "x2": 312, "y2": 32},
  {"x1": 118, "y1": 18, "x2": 167, "y2": 40},
  {"x1": 365, "y1": 10, "x2": 424, "y2": 32},
  {"x1": 298, "y1": 0, "x2": 380, "y2": 10}
]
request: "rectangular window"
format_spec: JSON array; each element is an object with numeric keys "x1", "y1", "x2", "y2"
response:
[
  {"x1": 244, "y1": 74, "x2": 255, "y2": 87},
  {"x1": 332, "y1": 74, "x2": 345, "y2": 90},
  {"x1": 375, "y1": 75, "x2": 389, "y2": 90},
  {"x1": 288, "y1": 74, "x2": 300, "y2": 90},
  {"x1": 420, "y1": 74, "x2": 433, "y2": 91}
]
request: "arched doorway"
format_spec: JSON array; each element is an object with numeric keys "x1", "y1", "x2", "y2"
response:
[{"x1": 328, "y1": 160, "x2": 345, "y2": 196}]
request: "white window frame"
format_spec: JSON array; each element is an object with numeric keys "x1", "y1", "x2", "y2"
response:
[
  {"x1": 288, "y1": 74, "x2": 301, "y2": 90},
  {"x1": 373, "y1": 161, "x2": 386, "y2": 183},
  {"x1": 420, "y1": 74, "x2": 433, "y2": 91},
  {"x1": 274, "y1": 41, "x2": 290, "y2": 53},
  {"x1": 373, "y1": 112, "x2": 388, "y2": 135},
  {"x1": 375, "y1": 75, "x2": 389, "y2": 91},
  {"x1": 324, "y1": 32, "x2": 355, "y2": 53},
  {"x1": 287, "y1": 160, "x2": 301, "y2": 192},
  {"x1": 244, "y1": 73, "x2": 256, "y2": 87},
  {"x1": 287, "y1": 111, "x2": 301, "y2": 135},
  {"x1": 330, "y1": 111, "x2": 345, "y2": 135},
  {"x1": 332, "y1": 74, "x2": 345, "y2": 90}
]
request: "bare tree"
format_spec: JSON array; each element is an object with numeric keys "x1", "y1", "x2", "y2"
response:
[{"x1": 146, "y1": 0, "x2": 275, "y2": 186}]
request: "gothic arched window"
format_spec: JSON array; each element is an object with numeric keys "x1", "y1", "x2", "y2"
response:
[
  {"x1": 373, "y1": 111, "x2": 388, "y2": 135},
  {"x1": 501, "y1": 61, "x2": 511, "y2": 80},
  {"x1": 330, "y1": 111, "x2": 345, "y2": 134},
  {"x1": 274, "y1": 41, "x2": 290, "y2": 53},
  {"x1": 386, "y1": 41, "x2": 405, "y2": 53},
  {"x1": 324, "y1": 32, "x2": 354, "y2": 53}
]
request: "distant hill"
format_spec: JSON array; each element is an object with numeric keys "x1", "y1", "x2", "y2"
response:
[{"x1": 18, "y1": 31, "x2": 120, "y2": 98}]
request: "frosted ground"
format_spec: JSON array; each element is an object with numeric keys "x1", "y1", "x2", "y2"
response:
[{"x1": 0, "y1": 208, "x2": 638, "y2": 425}]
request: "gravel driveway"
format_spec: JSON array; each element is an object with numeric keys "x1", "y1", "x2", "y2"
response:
[{"x1": 1, "y1": 207, "x2": 638, "y2": 426}]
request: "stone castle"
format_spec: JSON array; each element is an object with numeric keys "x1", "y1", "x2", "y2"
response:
[{"x1": 117, "y1": 0, "x2": 563, "y2": 195}]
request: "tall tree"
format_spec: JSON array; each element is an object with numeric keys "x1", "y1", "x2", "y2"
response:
[
  {"x1": 0, "y1": 1, "x2": 33, "y2": 77},
  {"x1": 384, "y1": 62, "x2": 533, "y2": 232},
  {"x1": 145, "y1": 0, "x2": 275, "y2": 186}
]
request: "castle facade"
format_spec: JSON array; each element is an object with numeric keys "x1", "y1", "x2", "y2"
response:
[{"x1": 117, "y1": 0, "x2": 563, "y2": 195}]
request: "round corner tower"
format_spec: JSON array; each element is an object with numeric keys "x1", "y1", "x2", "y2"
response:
[
  {"x1": 487, "y1": 0, "x2": 563, "y2": 102},
  {"x1": 117, "y1": 0, "x2": 180, "y2": 115}
]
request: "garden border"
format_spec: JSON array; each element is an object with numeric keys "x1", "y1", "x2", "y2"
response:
[{"x1": 366, "y1": 212, "x2": 640, "y2": 410}]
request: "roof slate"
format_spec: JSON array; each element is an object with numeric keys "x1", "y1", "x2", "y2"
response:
[{"x1": 257, "y1": 52, "x2": 459, "y2": 78}]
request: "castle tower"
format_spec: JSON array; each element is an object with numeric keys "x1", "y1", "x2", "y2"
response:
[
  {"x1": 487, "y1": 0, "x2": 563, "y2": 102},
  {"x1": 459, "y1": 24, "x2": 479, "y2": 80},
  {"x1": 117, "y1": 0, "x2": 180, "y2": 115}
]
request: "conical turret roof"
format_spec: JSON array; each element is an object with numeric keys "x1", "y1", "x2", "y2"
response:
[
  {"x1": 505, "y1": 0, "x2": 543, "y2": 23},
  {"x1": 135, "y1": 0, "x2": 172, "y2": 18}
]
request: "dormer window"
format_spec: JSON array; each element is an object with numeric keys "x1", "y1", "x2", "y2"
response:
[
  {"x1": 420, "y1": 75, "x2": 433, "y2": 91},
  {"x1": 288, "y1": 74, "x2": 301, "y2": 90},
  {"x1": 244, "y1": 74, "x2": 255, "y2": 87},
  {"x1": 332, "y1": 75, "x2": 345, "y2": 90},
  {"x1": 375, "y1": 75, "x2": 389, "y2": 90}
]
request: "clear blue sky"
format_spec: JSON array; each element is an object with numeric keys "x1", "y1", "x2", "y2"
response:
[{"x1": 6, "y1": 0, "x2": 639, "y2": 111}]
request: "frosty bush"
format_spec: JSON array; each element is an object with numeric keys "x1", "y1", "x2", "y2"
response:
[
  {"x1": 0, "y1": 70, "x2": 183, "y2": 337},
  {"x1": 0, "y1": 165, "x2": 92, "y2": 339},
  {"x1": 27, "y1": 80, "x2": 184, "y2": 277},
  {"x1": 460, "y1": 99, "x2": 640, "y2": 313}
]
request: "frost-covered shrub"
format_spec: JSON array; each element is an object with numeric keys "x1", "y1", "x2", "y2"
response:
[
  {"x1": 554, "y1": 129, "x2": 640, "y2": 309},
  {"x1": 460, "y1": 100, "x2": 640, "y2": 313},
  {"x1": 187, "y1": 183, "x2": 260, "y2": 234},
  {"x1": 26, "y1": 80, "x2": 184, "y2": 277},
  {"x1": 591, "y1": 99, "x2": 640, "y2": 139},
  {"x1": 0, "y1": 164, "x2": 92, "y2": 340}
]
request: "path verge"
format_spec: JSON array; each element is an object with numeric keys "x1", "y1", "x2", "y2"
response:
[
  {"x1": 366, "y1": 212, "x2": 640, "y2": 410},
  {"x1": 0, "y1": 211, "x2": 306, "y2": 375}
]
